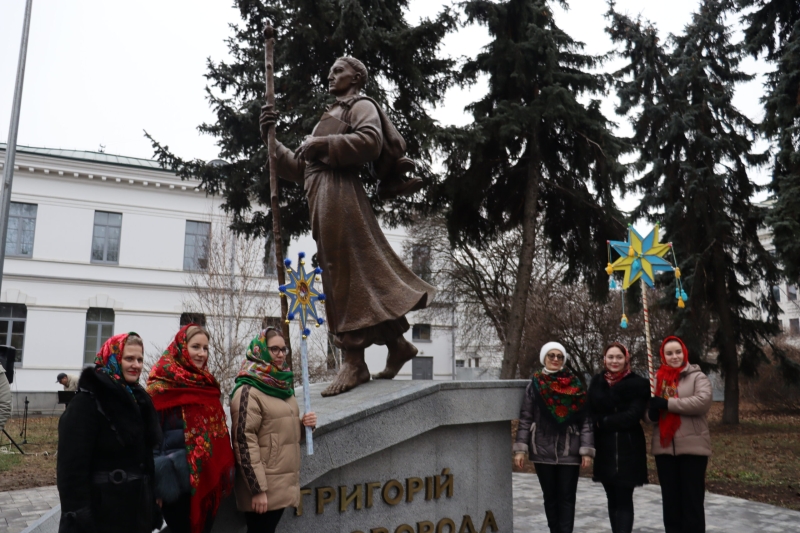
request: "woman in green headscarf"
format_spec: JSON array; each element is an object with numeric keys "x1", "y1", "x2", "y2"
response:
[{"x1": 229, "y1": 328, "x2": 317, "y2": 533}]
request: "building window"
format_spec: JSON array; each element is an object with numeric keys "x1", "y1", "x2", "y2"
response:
[
  {"x1": 455, "y1": 359, "x2": 465, "y2": 368},
  {"x1": 262, "y1": 316, "x2": 282, "y2": 330},
  {"x1": 84, "y1": 308, "x2": 115, "y2": 364},
  {"x1": 411, "y1": 244, "x2": 432, "y2": 283},
  {"x1": 6, "y1": 202, "x2": 37, "y2": 257},
  {"x1": 790, "y1": 318, "x2": 800, "y2": 336},
  {"x1": 772, "y1": 286, "x2": 781, "y2": 302},
  {"x1": 412, "y1": 324, "x2": 431, "y2": 341},
  {"x1": 471, "y1": 357, "x2": 481, "y2": 368},
  {"x1": 91, "y1": 211, "x2": 122, "y2": 264},
  {"x1": 184, "y1": 221, "x2": 211, "y2": 271},
  {"x1": 0, "y1": 304, "x2": 26, "y2": 364},
  {"x1": 180, "y1": 312, "x2": 206, "y2": 327},
  {"x1": 788, "y1": 285, "x2": 798, "y2": 302}
]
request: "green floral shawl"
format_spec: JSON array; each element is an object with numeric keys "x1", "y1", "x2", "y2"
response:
[{"x1": 230, "y1": 330, "x2": 294, "y2": 400}]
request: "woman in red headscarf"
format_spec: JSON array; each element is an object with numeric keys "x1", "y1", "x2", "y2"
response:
[
  {"x1": 57, "y1": 333, "x2": 162, "y2": 533},
  {"x1": 587, "y1": 342, "x2": 650, "y2": 533},
  {"x1": 147, "y1": 324, "x2": 235, "y2": 533},
  {"x1": 647, "y1": 336, "x2": 712, "y2": 533}
]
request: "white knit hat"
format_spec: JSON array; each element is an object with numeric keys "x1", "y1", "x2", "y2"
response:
[{"x1": 539, "y1": 342, "x2": 568, "y2": 365}]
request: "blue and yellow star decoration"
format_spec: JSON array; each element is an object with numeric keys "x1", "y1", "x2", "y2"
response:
[
  {"x1": 605, "y1": 224, "x2": 688, "y2": 328},
  {"x1": 279, "y1": 252, "x2": 325, "y2": 338}
]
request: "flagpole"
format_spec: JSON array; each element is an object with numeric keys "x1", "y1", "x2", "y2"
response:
[{"x1": 0, "y1": 0, "x2": 34, "y2": 296}]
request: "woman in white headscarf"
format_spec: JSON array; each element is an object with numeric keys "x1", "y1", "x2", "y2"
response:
[{"x1": 513, "y1": 342, "x2": 594, "y2": 533}]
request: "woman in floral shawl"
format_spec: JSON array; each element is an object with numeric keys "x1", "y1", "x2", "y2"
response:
[
  {"x1": 513, "y1": 342, "x2": 594, "y2": 533},
  {"x1": 146, "y1": 324, "x2": 234, "y2": 533},
  {"x1": 230, "y1": 328, "x2": 316, "y2": 533}
]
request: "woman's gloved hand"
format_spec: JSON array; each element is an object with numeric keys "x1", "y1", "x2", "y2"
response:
[{"x1": 650, "y1": 396, "x2": 668, "y2": 411}]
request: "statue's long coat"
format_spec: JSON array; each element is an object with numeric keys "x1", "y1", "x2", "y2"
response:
[{"x1": 275, "y1": 95, "x2": 435, "y2": 335}]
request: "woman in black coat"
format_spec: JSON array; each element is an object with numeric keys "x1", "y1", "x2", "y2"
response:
[
  {"x1": 57, "y1": 333, "x2": 162, "y2": 533},
  {"x1": 588, "y1": 342, "x2": 650, "y2": 533}
]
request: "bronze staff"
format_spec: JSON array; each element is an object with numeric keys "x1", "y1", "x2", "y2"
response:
[{"x1": 263, "y1": 21, "x2": 292, "y2": 362}]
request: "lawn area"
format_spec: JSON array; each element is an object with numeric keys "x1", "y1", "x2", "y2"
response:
[
  {"x1": 511, "y1": 402, "x2": 800, "y2": 511},
  {"x1": 0, "y1": 415, "x2": 59, "y2": 492}
]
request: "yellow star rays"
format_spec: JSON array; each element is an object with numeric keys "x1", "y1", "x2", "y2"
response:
[
  {"x1": 606, "y1": 225, "x2": 674, "y2": 290},
  {"x1": 279, "y1": 252, "x2": 325, "y2": 337}
]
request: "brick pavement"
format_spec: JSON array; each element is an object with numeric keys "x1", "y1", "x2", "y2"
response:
[
  {"x1": 513, "y1": 473, "x2": 800, "y2": 532},
  {"x1": 0, "y1": 486, "x2": 59, "y2": 533},
  {"x1": 2, "y1": 476, "x2": 800, "y2": 532}
]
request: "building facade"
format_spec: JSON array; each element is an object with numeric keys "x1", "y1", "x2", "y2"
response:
[
  {"x1": 0, "y1": 144, "x2": 455, "y2": 412},
  {"x1": 758, "y1": 221, "x2": 800, "y2": 341}
]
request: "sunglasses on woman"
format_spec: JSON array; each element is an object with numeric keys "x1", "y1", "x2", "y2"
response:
[{"x1": 546, "y1": 352, "x2": 564, "y2": 361}]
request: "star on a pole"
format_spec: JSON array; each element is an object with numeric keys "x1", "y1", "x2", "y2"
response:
[
  {"x1": 607, "y1": 225, "x2": 673, "y2": 289},
  {"x1": 278, "y1": 252, "x2": 325, "y2": 337}
]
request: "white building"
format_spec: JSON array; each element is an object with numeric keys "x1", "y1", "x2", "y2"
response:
[
  {"x1": 0, "y1": 144, "x2": 455, "y2": 413},
  {"x1": 757, "y1": 220, "x2": 800, "y2": 341}
]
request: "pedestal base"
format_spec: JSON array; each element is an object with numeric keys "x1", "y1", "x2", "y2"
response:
[{"x1": 217, "y1": 379, "x2": 528, "y2": 533}]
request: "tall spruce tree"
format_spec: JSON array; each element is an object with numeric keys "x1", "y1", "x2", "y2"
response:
[
  {"x1": 437, "y1": 0, "x2": 628, "y2": 379},
  {"x1": 147, "y1": 0, "x2": 456, "y2": 245},
  {"x1": 738, "y1": 0, "x2": 800, "y2": 281},
  {"x1": 607, "y1": 0, "x2": 781, "y2": 423}
]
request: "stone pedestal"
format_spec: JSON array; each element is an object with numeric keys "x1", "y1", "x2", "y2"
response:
[{"x1": 216, "y1": 379, "x2": 528, "y2": 533}]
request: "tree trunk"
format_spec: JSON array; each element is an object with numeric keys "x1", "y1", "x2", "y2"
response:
[
  {"x1": 500, "y1": 141, "x2": 540, "y2": 379},
  {"x1": 712, "y1": 242, "x2": 739, "y2": 424}
]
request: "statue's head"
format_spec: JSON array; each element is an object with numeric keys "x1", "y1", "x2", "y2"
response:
[{"x1": 328, "y1": 57, "x2": 368, "y2": 97}]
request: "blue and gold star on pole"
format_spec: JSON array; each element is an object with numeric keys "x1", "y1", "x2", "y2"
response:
[
  {"x1": 279, "y1": 252, "x2": 325, "y2": 338},
  {"x1": 606, "y1": 225, "x2": 674, "y2": 290}
]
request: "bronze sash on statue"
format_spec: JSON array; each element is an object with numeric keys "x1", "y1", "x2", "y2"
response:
[{"x1": 312, "y1": 113, "x2": 351, "y2": 137}]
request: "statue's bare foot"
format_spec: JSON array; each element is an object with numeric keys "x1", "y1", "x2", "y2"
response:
[
  {"x1": 321, "y1": 360, "x2": 371, "y2": 397},
  {"x1": 373, "y1": 337, "x2": 418, "y2": 380}
]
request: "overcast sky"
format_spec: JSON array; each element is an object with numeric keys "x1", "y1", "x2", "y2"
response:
[{"x1": 0, "y1": 0, "x2": 770, "y2": 212}]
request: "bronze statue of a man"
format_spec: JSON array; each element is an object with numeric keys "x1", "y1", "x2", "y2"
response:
[{"x1": 260, "y1": 57, "x2": 435, "y2": 397}]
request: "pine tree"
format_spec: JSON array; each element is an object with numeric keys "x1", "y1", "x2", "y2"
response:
[
  {"x1": 147, "y1": 0, "x2": 457, "y2": 245},
  {"x1": 738, "y1": 0, "x2": 800, "y2": 280},
  {"x1": 437, "y1": 0, "x2": 628, "y2": 379},
  {"x1": 607, "y1": 0, "x2": 781, "y2": 423}
]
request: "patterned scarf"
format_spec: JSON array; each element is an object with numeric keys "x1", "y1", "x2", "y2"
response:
[
  {"x1": 603, "y1": 341, "x2": 632, "y2": 387},
  {"x1": 532, "y1": 370, "x2": 587, "y2": 424},
  {"x1": 654, "y1": 335, "x2": 689, "y2": 447},
  {"x1": 230, "y1": 329, "x2": 294, "y2": 400},
  {"x1": 146, "y1": 324, "x2": 234, "y2": 533},
  {"x1": 95, "y1": 332, "x2": 139, "y2": 395}
]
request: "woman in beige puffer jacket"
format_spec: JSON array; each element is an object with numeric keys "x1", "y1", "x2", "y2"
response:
[
  {"x1": 230, "y1": 328, "x2": 316, "y2": 533},
  {"x1": 647, "y1": 336, "x2": 712, "y2": 533}
]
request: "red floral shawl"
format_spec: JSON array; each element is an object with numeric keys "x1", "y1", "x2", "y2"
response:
[
  {"x1": 146, "y1": 325, "x2": 234, "y2": 533},
  {"x1": 654, "y1": 336, "x2": 689, "y2": 447}
]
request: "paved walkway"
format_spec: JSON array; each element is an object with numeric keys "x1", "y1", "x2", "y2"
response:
[
  {"x1": 513, "y1": 474, "x2": 800, "y2": 532},
  {"x1": 2, "y1": 475, "x2": 800, "y2": 533},
  {"x1": 0, "y1": 486, "x2": 59, "y2": 533}
]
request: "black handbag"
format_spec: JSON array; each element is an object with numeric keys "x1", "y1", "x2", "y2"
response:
[{"x1": 153, "y1": 448, "x2": 191, "y2": 504}]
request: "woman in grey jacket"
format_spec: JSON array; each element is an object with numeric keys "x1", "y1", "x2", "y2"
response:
[{"x1": 514, "y1": 342, "x2": 594, "y2": 533}]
